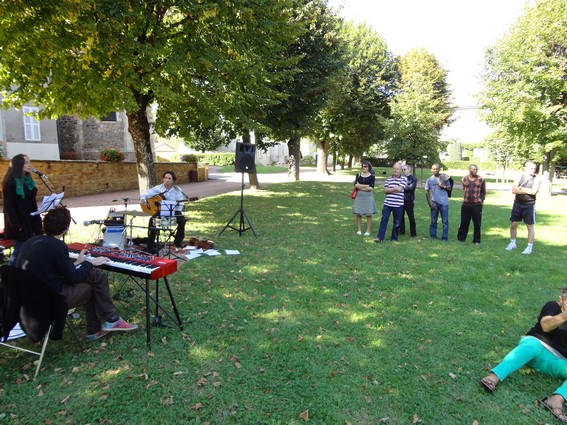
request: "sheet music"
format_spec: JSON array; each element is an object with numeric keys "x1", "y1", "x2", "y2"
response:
[
  {"x1": 7, "y1": 323, "x2": 26, "y2": 340},
  {"x1": 160, "y1": 200, "x2": 177, "y2": 217},
  {"x1": 31, "y1": 192, "x2": 65, "y2": 216}
]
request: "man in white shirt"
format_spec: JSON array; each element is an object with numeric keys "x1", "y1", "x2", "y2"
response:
[{"x1": 140, "y1": 171, "x2": 188, "y2": 252}]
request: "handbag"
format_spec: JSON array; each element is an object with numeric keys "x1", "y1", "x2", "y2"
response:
[{"x1": 350, "y1": 187, "x2": 358, "y2": 199}]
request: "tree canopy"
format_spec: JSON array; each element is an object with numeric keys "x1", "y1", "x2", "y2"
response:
[
  {"x1": 479, "y1": 0, "x2": 567, "y2": 170},
  {"x1": 260, "y1": 0, "x2": 343, "y2": 181},
  {"x1": 0, "y1": 0, "x2": 300, "y2": 189},
  {"x1": 383, "y1": 48, "x2": 455, "y2": 165},
  {"x1": 320, "y1": 21, "x2": 396, "y2": 161}
]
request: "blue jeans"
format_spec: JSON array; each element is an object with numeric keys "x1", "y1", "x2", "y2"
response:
[
  {"x1": 377, "y1": 205, "x2": 404, "y2": 241},
  {"x1": 430, "y1": 203, "x2": 449, "y2": 240},
  {"x1": 492, "y1": 336, "x2": 567, "y2": 399}
]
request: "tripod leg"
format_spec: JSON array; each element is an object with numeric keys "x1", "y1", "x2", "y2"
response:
[
  {"x1": 219, "y1": 172, "x2": 257, "y2": 237},
  {"x1": 241, "y1": 209, "x2": 258, "y2": 237},
  {"x1": 219, "y1": 208, "x2": 242, "y2": 236}
]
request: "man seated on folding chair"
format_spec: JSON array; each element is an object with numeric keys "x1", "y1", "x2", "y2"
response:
[
  {"x1": 140, "y1": 170, "x2": 188, "y2": 253},
  {"x1": 16, "y1": 206, "x2": 138, "y2": 341}
]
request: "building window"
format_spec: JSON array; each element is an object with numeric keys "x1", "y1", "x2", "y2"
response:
[
  {"x1": 23, "y1": 106, "x2": 41, "y2": 141},
  {"x1": 100, "y1": 112, "x2": 117, "y2": 121}
]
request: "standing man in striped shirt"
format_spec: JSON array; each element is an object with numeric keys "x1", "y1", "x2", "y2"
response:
[{"x1": 374, "y1": 162, "x2": 407, "y2": 243}]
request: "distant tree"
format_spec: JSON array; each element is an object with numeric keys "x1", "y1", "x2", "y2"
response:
[
  {"x1": 310, "y1": 20, "x2": 395, "y2": 172},
  {"x1": 261, "y1": 0, "x2": 343, "y2": 181},
  {"x1": 383, "y1": 48, "x2": 455, "y2": 166},
  {"x1": 478, "y1": 0, "x2": 567, "y2": 175},
  {"x1": 0, "y1": 1, "x2": 298, "y2": 190}
]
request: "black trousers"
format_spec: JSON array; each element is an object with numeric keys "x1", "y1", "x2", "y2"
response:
[
  {"x1": 148, "y1": 213, "x2": 187, "y2": 249},
  {"x1": 457, "y1": 203, "x2": 483, "y2": 243},
  {"x1": 400, "y1": 200, "x2": 417, "y2": 237}
]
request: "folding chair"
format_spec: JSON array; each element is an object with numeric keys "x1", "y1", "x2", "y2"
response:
[
  {"x1": 0, "y1": 230, "x2": 14, "y2": 263},
  {"x1": 0, "y1": 265, "x2": 70, "y2": 379}
]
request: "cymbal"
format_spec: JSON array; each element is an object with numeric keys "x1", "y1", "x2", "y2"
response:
[{"x1": 115, "y1": 210, "x2": 150, "y2": 217}]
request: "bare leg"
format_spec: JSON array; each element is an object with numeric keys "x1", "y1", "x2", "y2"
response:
[
  {"x1": 526, "y1": 224, "x2": 535, "y2": 244},
  {"x1": 365, "y1": 216, "x2": 372, "y2": 234},
  {"x1": 366, "y1": 215, "x2": 372, "y2": 233},
  {"x1": 510, "y1": 221, "x2": 519, "y2": 240},
  {"x1": 356, "y1": 216, "x2": 362, "y2": 233}
]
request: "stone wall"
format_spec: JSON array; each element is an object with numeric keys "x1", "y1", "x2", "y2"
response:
[
  {"x1": 58, "y1": 115, "x2": 135, "y2": 162},
  {"x1": 0, "y1": 160, "x2": 207, "y2": 203}
]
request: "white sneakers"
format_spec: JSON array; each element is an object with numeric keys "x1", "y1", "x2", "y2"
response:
[
  {"x1": 506, "y1": 241, "x2": 532, "y2": 254},
  {"x1": 356, "y1": 231, "x2": 362, "y2": 235},
  {"x1": 364, "y1": 232, "x2": 371, "y2": 236}
]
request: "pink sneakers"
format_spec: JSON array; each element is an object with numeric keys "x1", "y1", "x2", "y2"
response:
[{"x1": 102, "y1": 318, "x2": 138, "y2": 332}]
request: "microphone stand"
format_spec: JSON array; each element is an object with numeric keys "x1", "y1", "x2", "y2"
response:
[
  {"x1": 36, "y1": 174, "x2": 54, "y2": 194},
  {"x1": 37, "y1": 174, "x2": 77, "y2": 226}
]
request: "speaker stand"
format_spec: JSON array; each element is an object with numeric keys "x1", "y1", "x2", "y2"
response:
[{"x1": 219, "y1": 173, "x2": 258, "y2": 237}]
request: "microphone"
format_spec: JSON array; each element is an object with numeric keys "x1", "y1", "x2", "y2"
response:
[
  {"x1": 31, "y1": 168, "x2": 49, "y2": 179},
  {"x1": 83, "y1": 220, "x2": 105, "y2": 226}
]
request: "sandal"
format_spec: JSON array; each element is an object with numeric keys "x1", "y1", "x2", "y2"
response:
[
  {"x1": 480, "y1": 377, "x2": 497, "y2": 392},
  {"x1": 540, "y1": 397, "x2": 567, "y2": 423}
]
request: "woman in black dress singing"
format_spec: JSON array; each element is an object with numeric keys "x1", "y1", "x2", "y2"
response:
[
  {"x1": 2, "y1": 154, "x2": 42, "y2": 265},
  {"x1": 352, "y1": 161, "x2": 377, "y2": 236}
]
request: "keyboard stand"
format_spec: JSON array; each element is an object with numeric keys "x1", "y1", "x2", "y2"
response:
[{"x1": 126, "y1": 275, "x2": 184, "y2": 348}]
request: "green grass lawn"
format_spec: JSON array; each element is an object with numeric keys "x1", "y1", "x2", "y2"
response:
[{"x1": 1, "y1": 181, "x2": 566, "y2": 424}]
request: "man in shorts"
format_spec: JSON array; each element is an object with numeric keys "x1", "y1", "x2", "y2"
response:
[{"x1": 506, "y1": 160, "x2": 542, "y2": 255}]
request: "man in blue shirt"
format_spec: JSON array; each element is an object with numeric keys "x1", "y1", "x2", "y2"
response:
[{"x1": 425, "y1": 163, "x2": 452, "y2": 241}]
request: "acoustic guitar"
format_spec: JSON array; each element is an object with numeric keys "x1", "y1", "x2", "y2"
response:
[{"x1": 141, "y1": 194, "x2": 199, "y2": 216}]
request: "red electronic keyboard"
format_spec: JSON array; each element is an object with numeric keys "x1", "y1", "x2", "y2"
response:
[{"x1": 67, "y1": 243, "x2": 177, "y2": 280}]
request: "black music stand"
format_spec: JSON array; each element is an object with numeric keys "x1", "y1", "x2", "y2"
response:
[
  {"x1": 219, "y1": 172, "x2": 257, "y2": 237},
  {"x1": 155, "y1": 200, "x2": 182, "y2": 259}
]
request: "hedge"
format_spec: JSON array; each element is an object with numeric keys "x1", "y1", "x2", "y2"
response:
[{"x1": 182, "y1": 152, "x2": 234, "y2": 166}]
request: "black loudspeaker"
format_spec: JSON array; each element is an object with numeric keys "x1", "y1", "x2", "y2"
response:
[{"x1": 234, "y1": 142, "x2": 256, "y2": 173}]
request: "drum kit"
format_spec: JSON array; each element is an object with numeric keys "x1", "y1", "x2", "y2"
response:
[{"x1": 83, "y1": 197, "x2": 184, "y2": 254}]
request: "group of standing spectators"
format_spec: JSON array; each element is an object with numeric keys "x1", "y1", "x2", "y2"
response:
[{"x1": 352, "y1": 160, "x2": 541, "y2": 253}]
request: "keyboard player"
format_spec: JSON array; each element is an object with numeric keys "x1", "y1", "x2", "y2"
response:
[{"x1": 17, "y1": 206, "x2": 138, "y2": 341}]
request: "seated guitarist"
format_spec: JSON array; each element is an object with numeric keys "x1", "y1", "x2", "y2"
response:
[{"x1": 140, "y1": 171, "x2": 188, "y2": 253}]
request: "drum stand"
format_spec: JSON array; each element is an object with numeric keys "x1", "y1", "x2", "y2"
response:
[{"x1": 219, "y1": 172, "x2": 257, "y2": 237}]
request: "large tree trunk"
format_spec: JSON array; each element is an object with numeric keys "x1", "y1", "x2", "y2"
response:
[
  {"x1": 332, "y1": 150, "x2": 337, "y2": 172},
  {"x1": 288, "y1": 137, "x2": 301, "y2": 181},
  {"x1": 243, "y1": 130, "x2": 260, "y2": 189},
  {"x1": 541, "y1": 150, "x2": 554, "y2": 196},
  {"x1": 127, "y1": 92, "x2": 156, "y2": 193},
  {"x1": 316, "y1": 141, "x2": 331, "y2": 175}
]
